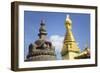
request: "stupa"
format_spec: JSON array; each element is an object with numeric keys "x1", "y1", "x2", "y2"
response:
[
  {"x1": 61, "y1": 15, "x2": 80, "y2": 60},
  {"x1": 26, "y1": 20, "x2": 56, "y2": 61}
]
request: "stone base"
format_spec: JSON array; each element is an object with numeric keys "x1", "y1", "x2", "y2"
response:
[{"x1": 25, "y1": 55, "x2": 56, "y2": 61}]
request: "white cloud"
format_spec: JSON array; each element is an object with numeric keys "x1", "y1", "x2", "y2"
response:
[{"x1": 49, "y1": 35, "x2": 64, "y2": 52}]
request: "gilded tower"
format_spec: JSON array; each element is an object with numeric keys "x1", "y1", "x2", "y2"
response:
[{"x1": 61, "y1": 15, "x2": 80, "y2": 60}]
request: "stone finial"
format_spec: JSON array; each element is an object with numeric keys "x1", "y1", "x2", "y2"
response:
[{"x1": 38, "y1": 19, "x2": 47, "y2": 37}]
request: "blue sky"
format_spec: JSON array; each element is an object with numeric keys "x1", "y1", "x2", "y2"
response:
[{"x1": 24, "y1": 11, "x2": 90, "y2": 60}]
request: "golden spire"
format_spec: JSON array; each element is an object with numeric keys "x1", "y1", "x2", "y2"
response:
[
  {"x1": 65, "y1": 14, "x2": 72, "y2": 30},
  {"x1": 64, "y1": 15, "x2": 75, "y2": 42},
  {"x1": 61, "y1": 14, "x2": 80, "y2": 60},
  {"x1": 66, "y1": 14, "x2": 72, "y2": 25}
]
